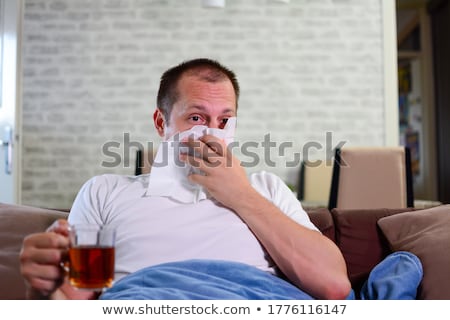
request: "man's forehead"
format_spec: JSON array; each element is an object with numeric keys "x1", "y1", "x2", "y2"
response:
[
  {"x1": 177, "y1": 74, "x2": 236, "y2": 98},
  {"x1": 182, "y1": 105, "x2": 236, "y2": 114}
]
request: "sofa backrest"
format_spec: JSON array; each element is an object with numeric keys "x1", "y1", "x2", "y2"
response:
[
  {"x1": 305, "y1": 208, "x2": 335, "y2": 242},
  {"x1": 329, "y1": 207, "x2": 415, "y2": 292},
  {"x1": 0, "y1": 203, "x2": 69, "y2": 299},
  {"x1": 306, "y1": 206, "x2": 416, "y2": 293},
  {"x1": 0, "y1": 202, "x2": 417, "y2": 300}
]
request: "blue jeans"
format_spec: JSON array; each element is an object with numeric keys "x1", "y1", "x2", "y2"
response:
[{"x1": 347, "y1": 251, "x2": 423, "y2": 300}]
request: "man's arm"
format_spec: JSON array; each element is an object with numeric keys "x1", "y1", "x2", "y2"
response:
[
  {"x1": 225, "y1": 190, "x2": 351, "y2": 299},
  {"x1": 182, "y1": 135, "x2": 352, "y2": 300}
]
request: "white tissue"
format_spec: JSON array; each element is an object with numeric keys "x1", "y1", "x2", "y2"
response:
[{"x1": 146, "y1": 118, "x2": 236, "y2": 203}]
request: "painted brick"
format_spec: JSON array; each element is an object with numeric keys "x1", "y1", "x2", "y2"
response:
[{"x1": 21, "y1": 0, "x2": 386, "y2": 208}]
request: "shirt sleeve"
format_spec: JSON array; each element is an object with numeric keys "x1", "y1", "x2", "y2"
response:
[
  {"x1": 249, "y1": 171, "x2": 319, "y2": 232},
  {"x1": 68, "y1": 174, "x2": 113, "y2": 226}
]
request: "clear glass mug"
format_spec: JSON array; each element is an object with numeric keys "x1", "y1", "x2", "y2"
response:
[{"x1": 66, "y1": 224, "x2": 116, "y2": 291}]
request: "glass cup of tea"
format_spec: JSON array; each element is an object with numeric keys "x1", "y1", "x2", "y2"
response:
[{"x1": 67, "y1": 224, "x2": 116, "y2": 291}]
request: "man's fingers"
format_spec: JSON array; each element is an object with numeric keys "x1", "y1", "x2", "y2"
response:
[
  {"x1": 20, "y1": 233, "x2": 69, "y2": 272},
  {"x1": 46, "y1": 219, "x2": 70, "y2": 235},
  {"x1": 20, "y1": 247, "x2": 67, "y2": 297},
  {"x1": 200, "y1": 135, "x2": 227, "y2": 156},
  {"x1": 25, "y1": 271, "x2": 64, "y2": 296},
  {"x1": 187, "y1": 172, "x2": 208, "y2": 186},
  {"x1": 22, "y1": 262, "x2": 64, "y2": 282},
  {"x1": 23, "y1": 246, "x2": 67, "y2": 265},
  {"x1": 199, "y1": 135, "x2": 228, "y2": 156},
  {"x1": 23, "y1": 232, "x2": 69, "y2": 250},
  {"x1": 181, "y1": 153, "x2": 222, "y2": 171},
  {"x1": 182, "y1": 135, "x2": 227, "y2": 159}
]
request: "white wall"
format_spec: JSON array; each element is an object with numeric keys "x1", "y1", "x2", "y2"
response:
[{"x1": 21, "y1": 0, "x2": 391, "y2": 208}]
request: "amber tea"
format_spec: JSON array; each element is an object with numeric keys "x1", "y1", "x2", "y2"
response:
[
  {"x1": 68, "y1": 225, "x2": 116, "y2": 290},
  {"x1": 68, "y1": 246, "x2": 115, "y2": 289}
]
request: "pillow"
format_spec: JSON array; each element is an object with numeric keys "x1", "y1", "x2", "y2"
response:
[
  {"x1": 0, "y1": 203, "x2": 69, "y2": 299},
  {"x1": 331, "y1": 208, "x2": 414, "y2": 290},
  {"x1": 378, "y1": 205, "x2": 450, "y2": 299}
]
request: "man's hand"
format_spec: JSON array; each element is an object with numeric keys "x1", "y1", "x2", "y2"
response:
[
  {"x1": 180, "y1": 134, "x2": 257, "y2": 210},
  {"x1": 19, "y1": 219, "x2": 70, "y2": 299}
]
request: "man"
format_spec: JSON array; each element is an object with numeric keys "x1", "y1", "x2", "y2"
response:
[{"x1": 20, "y1": 58, "x2": 351, "y2": 300}]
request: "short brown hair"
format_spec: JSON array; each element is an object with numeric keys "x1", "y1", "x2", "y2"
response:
[{"x1": 157, "y1": 58, "x2": 240, "y2": 122}]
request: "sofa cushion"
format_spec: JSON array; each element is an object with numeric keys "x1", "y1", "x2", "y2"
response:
[
  {"x1": 331, "y1": 208, "x2": 414, "y2": 291},
  {"x1": 378, "y1": 205, "x2": 450, "y2": 300},
  {"x1": 0, "y1": 203, "x2": 69, "y2": 299},
  {"x1": 306, "y1": 208, "x2": 335, "y2": 242}
]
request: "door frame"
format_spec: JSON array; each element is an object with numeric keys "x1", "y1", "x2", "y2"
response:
[
  {"x1": 428, "y1": 0, "x2": 450, "y2": 204},
  {"x1": 0, "y1": 0, "x2": 23, "y2": 204}
]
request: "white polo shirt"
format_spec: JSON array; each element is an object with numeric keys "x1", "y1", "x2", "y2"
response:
[{"x1": 68, "y1": 171, "x2": 318, "y2": 281}]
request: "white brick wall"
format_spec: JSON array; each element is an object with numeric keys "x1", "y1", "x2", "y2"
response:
[{"x1": 21, "y1": 0, "x2": 385, "y2": 208}]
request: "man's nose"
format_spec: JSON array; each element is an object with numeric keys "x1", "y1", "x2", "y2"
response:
[{"x1": 208, "y1": 120, "x2": 221, "y2": 129}]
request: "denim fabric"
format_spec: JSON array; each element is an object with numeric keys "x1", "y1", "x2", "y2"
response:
[
  {"x1": 100, "y1": 252, "x2": 422, "y2": 300},
  {"x1": 100, "y1": 259, "x2": 314, "y2": 300},
  {"x1": 359, "y1": 251, "x2": 423, "y2": 300}
]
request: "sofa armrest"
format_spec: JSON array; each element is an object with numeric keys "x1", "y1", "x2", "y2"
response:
[{"x1": 0, "y1": 203, "x2": 69, "y2": 299}]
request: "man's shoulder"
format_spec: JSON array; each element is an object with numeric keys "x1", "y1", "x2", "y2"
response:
[
  {"x1": 249, "y1": 170, "x2": 284, "y2": 187},
  {"x1": 248, "y1": 170, "x2": 290, "y2": 199}
]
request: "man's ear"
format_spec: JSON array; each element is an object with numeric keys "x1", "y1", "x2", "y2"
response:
[{"x1": 153, "y1": 109, "x2": 165, "y2": 137}]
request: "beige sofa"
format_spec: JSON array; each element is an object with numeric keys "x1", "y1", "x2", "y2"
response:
[{"x1": 1, "y1": 202, "x2": 449, "y2": 299}]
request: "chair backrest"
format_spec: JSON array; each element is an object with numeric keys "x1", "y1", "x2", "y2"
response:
[
  {"x1": 328, "y1": 146, "x2": 414, "y2": 210},
  {"x1": 297, "y1": 160, "x2": 333, "y2": 203},
  {"x1": 135, "y1": 148, "x2": 154, "y2": 175}
]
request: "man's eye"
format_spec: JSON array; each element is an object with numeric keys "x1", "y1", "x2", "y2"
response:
[
  {"x1": 218, "y1": 118, "x2": 229, "y2": 129},
  {"x1": 191, "y1": 116, "x2": 201, "y2": 122}
]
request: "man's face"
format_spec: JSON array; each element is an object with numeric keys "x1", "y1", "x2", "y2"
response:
[{"x1": 155, "y1": 74, "x2": 237, "y2": 140}]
